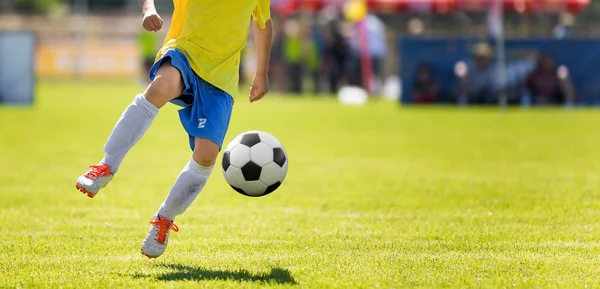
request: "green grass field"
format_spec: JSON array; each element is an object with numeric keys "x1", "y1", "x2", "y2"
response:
[{"x1": 1, "y1": 81, "x2": 600, "y2": 288}]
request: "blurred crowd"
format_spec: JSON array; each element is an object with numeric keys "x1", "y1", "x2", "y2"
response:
[
  {"x1": 243, "y1": 10, "x2": 389, "y2": 96},
  {"x1": 130, "y1": 7, "x2": 592, "y2": 105},
  {"x1": 413, "y1": 42, "x2": 575, "y2": 106}
]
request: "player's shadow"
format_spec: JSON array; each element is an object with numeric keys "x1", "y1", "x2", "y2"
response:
[{"x1": 144, "y1": 264, "x2": 297, "y2": 284}]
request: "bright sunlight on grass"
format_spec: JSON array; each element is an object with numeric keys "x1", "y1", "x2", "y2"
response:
[{"x1": 1, "y1": 81, "x2": 600, "y2": 288}]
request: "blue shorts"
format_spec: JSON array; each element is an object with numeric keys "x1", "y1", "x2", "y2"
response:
[{"x1": 149, "y1": 49, "x2": 233, "y2": 151}]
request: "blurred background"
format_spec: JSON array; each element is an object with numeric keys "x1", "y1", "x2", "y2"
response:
[{"x1": 1, "y1": 0, "x2": 600, "y2": 106}]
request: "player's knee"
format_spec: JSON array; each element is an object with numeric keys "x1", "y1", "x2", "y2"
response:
[
  {"x1": 193, "y1": 150, "x2": 218, "y2": 167},
  {"x1": 193, "y1": 138, "x2": 220, "y2": 167},
  {"x1": 144, "y1": 65, "x2": 183, "y2": 108}
]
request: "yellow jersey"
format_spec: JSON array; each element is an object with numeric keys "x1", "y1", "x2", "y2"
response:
[{"x1": 157, "y1": 0, "x2": 271, "y2": 97}]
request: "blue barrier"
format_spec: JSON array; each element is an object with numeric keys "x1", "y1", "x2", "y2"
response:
[{"x1": 400, "y1": 38, "x2": 600, "y2": 106}]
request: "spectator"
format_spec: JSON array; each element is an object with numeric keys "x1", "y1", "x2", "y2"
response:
[
  {"x1": 553, "y1": 12, "x2": 574, "y2": 39},
  {"x1": 412, "y1": 64, "x2": 439, "y2": 103},
  {"x1": 324, "y1": 21, "x2": 349, "y2": 94},
  {"x1": 138, "y1": 29, "x2": 159, "y2": 84},
  {"x1": 269, "y1": 16, "x2": 286, "y2": 93},
  {"x1": 456, "y1": 43, "x2": 495, "y2": 104},
  {"x1": 526, "y1": 54, "x2": 575, "y2": 106},
  {"x1": 365, "y1": 13, "x2": 387, "y2": 93},
  {"x1": 283, "y1": 19, "x2": 303, "y2": 94},
  {"x1": 407, "y1": 17, "x2": 425, "y2": 36},
  {"x1": 456, "y1": 42, "x2": 536, "y2": 105},
  {"x1": 307, "y1": 23, "x2": 323, "y2": 95},
  {"x1": 348, "y1": 13, "x2": 387, "y2": 93}
]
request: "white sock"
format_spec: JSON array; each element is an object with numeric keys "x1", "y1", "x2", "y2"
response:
[
  {"x1": 157, "y1": 158, "x2": 213, "y2": 221},
  {"x1": 101, "y1": 94, "x2": 159, "y2": 174}
]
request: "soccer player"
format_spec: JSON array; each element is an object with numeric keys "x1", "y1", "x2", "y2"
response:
[{"x1": 75, "y1": 0, "x2": 273, "y2": 258}]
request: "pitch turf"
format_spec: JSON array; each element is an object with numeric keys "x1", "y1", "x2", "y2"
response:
[{"x1": 1, "y1": 81, "x2": 600, "y2": 288}]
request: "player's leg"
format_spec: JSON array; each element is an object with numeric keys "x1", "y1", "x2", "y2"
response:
[
  {"x1": 141, "y1": 78, "x2": 233, "y2": 258},
  {"x1": 158, "y1": 138, "x2": 219, "y2": 219},
  {"x1": 141, "y1": 139, "x2": 219, "y2": 258},
  {"x1": 76, "y1": 63, "x2": 183, "y2": 198}
]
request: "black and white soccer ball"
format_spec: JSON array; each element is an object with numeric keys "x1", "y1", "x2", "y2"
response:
[{"x1": 222, "y1": 131, "x2": 288, "y2": 197}]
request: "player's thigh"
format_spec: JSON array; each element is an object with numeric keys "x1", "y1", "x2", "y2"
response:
[
  {"x1": 185, "y1": 79, "x2": 233, "y2": 166},
  {"x1": 192, "y1": 138, "x2": 220, "y2": 166},
  {"x1": 190, "y1": 102, "x2": 232, "y2": 166},
  {"x1": 143, "y1": 63, "x2": 184, "y2": 108}
]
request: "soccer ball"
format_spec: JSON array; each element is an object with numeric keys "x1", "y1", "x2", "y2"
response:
[{"x1": 222, "y1": 131, "x2": 288, "y2": 197}]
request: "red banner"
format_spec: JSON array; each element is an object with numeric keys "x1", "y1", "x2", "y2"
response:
[{"x1": 273, "y1": 0, "x2": 590, "y2": 14}]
